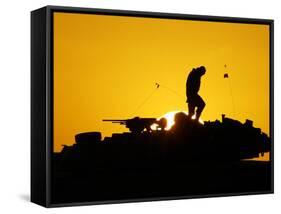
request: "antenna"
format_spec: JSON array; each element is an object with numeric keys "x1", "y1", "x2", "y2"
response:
[
  {"x1": 224, "y1": 65, "x2": 236, "y2": 118},
  {"x1": 128, "y1": 83, "x2": 160, "y2": 117}
]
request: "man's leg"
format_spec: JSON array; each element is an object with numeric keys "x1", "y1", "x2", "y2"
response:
[
  {"x1": 195, "y1": 95, "x2": 205, "y2": 121},
  {"x1": 187, "y1": 102, "x2": 195, "y2": 119}
]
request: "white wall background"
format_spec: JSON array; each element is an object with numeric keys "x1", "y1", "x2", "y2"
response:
[{"x1": 0, "y1": 0, "x2": 279, "y2": 213}]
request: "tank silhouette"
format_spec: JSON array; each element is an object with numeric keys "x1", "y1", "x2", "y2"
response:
[
  {"x1": 52, "y1": 113, "x2": 271, "y2": 204},
  {"x1": 56, "y1": 113, "x2": 270, "y2": 171}
]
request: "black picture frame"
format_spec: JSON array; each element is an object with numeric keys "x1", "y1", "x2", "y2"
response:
[{"x1": 31, "y1": 5, "x2": 274, "y2": 207}]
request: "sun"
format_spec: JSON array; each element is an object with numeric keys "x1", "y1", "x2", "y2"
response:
[
  {"x1": 151, "y1": 110, "x2": 203, "y2": 130},
  {"x1": 161, "y1": 111, "x2": 183, "y2": 130}
]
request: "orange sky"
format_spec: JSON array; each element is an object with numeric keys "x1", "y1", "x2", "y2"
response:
[{"x1": 53, "y1": 12, "x2": 270, "y2": 160}]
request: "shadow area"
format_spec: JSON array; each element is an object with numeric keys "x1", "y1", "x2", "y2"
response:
[{"x1": 19, "y1": 194, "x2": 30, "y2": 202}]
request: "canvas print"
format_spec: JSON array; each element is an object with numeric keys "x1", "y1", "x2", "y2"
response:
[{"x1": 51, "y1": 12, "x2": 272, "y2": 204}]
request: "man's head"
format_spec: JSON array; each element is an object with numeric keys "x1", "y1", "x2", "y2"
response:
[{"x1": 197, "y1": 66, "x2": 206, "y2": 76}]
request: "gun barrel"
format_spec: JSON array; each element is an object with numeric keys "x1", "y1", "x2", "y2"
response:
[{"x1": 103, "y1": 119, "x2": 127, "y2": 122}]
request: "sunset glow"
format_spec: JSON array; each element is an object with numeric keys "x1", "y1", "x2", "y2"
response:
[
  {"x1": 151, "y1": 110, "x2": 204, "y2": 130},
  {"x1": 53, "y1": 12, "x2": 270, "y2": 162}
]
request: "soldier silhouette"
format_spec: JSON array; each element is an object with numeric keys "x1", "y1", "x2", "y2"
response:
[{"x1": 186, "y1": 66, "x2": 206, "y2": 121}]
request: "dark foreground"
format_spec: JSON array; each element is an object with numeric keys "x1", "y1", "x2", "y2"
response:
[
  {"x1": 51, "y1": 114, "x2": 271, "y2": 205},
  {"x1": 51, "y1": 160, "x2": 271, "y2": 205}
]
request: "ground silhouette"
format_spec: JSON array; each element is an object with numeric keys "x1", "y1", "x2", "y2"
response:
[{"x1": 51, "y1": 113, "x2": 271, "y2": 204}]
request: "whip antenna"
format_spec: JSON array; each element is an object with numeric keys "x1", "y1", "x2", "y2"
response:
[
  {"x1": 128, "y1": 83, "x2": 160, "y2": 117},
  {"x1": 224, "y1": 65, "x2": 236, "y2": 117}
]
